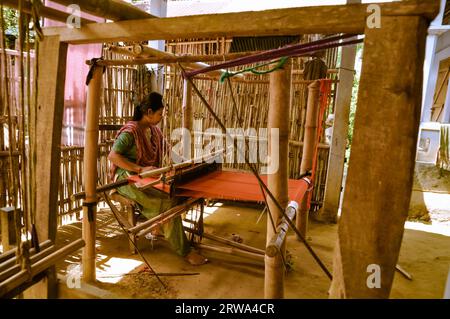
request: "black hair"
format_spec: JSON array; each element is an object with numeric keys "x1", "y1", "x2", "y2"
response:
[{"x1": 133, "y1": 92, "x2": 164, "y2": 121}]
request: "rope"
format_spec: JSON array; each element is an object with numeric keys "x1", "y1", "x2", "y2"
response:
[
  {"x1": 30, "y1": 0, "x2": 44, "y2": 41},
  {"x1": 30, "y1": 3, "x2": 40, "y2": 252},
  {"x1": 102, "y1": 191, "x2": 167, "y2": 289},
  {"x1": 219, "y1": 57, "x2": 288, "y2": 83},
  {"x1": 307, "y1": 79, "x2": 332, "y2": 211},
  {"x1": 185, "y1": 34, "x2": 363, "y2": 78},
  {"x1": 224, "y1": 77, "x2": 288, "y2": 270}
]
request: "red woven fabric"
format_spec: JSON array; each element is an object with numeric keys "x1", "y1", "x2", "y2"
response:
[{"x1": 128, "y1": 170, "x2": 309, "y2": 204}]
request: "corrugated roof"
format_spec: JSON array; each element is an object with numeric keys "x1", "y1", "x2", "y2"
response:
[{"x1": 229, "y1": 36, "x2": 300, "y2": 53}]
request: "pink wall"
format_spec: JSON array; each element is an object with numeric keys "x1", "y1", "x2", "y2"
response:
[{"x1": 44, "y1": 1, "x2": 104, "y2": 145}]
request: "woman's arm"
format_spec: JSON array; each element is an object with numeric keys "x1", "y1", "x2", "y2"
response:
[{"x1": 108, "y1": 150, "x2": 155, "y2": 174}]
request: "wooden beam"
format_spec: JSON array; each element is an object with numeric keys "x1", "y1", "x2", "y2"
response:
[
  {"x1": 34, "y1": 36, "x2": 68, "y2": 243},
  {"x1": 329, "y1": 16, "x2": 428, "y2": 298},
  {"x1": 265, "y1": 60, "x2": 291, "y2": 299},
  {"x1": 28, "y1": 35, "x2": 67, "y2": 299},
  {"x1": 43, "y1": 1, "x2": 440, "y2": 45},
  {"x1": 2, "y1": 0, "x2": 97, "y2": 25},
  {"x1": 99, "y1": 50, "x2": 262, "y2": 65},
  {"x1": 318, "y1": 43, "x2": 358, "y2": 223},
  {"x1": 49, "y1": 0, "x2": 155, "y2": 21}
]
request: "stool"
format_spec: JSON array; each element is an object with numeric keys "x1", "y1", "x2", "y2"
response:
[{"x1": 108, "y1": 191, "x2": 139, "y2": 254}]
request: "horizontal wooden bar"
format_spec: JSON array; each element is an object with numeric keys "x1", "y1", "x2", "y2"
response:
[
  {"x1": 184, "y1": 227, "x2": 265, "y2": 255},
  {"x1": 0, "y1": 245, "x2": 56, "y2": 282},
  {"x1": 43, "y1": 1, "x2": 439, "y2": 45},
  {"x1": 0, "y1": 239, "x2": 85, "y2": 298},
  {"x1": 130, "y1": 198, "x2": 199, "y2": 235},
  {"x1": 0, "y1": 240, "x2": 52, "y2": 264},
  {"x1": 0, "y1": 240, "x2": 53, "y2": 273},
  {"x1": 2, "y1": 0, "x2": 97, "y2": 25},
  {"x1": 196, "y1": 243, "x2": 264, "y2": 262},
  {"x1": 0, "y1": 151, "x2": 20, "y2": 157},
  {"x1": 95, "y1": 51, "x2": 262, "y2": 66}
]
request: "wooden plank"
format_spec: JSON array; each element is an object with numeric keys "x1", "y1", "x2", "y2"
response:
[
  {"x1": 34, "y1": 36, "x2": 68, "y2": 242},
  {"x1": 329, "y1": 16, "x2": 428, "y2": 298},
  {"x1": 43, "y1": 1, "x2": 439, "y2": 44},
  {"x1": 27, "y1": 35, "x2": 67, "y2": 299},
  {"x1": 318, "y1": 42, "x2": 358, "y2": 223}
]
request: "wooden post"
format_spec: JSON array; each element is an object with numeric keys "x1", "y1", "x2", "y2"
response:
[
  {"x1": 265, "y1": 60, "x2": 290, "y2": 299},
  {"x1": 297, "y1": 81, "x2": 320, "y2": 238},
  {"x1": 82, "y1": 65, "x2": 103, "y2": 283},
  {"x1": 182, "y1": 79, "x2": 193, "y2": 159},
  {"x1": 318, "y1": 43, "x2": 358, "y2": 223},
  {"x1": 26, "y1": 35, "x2": 67, "y2": 299},
  {"x1": 329, "y1": 16, "x2": 429, "y2": 298}
]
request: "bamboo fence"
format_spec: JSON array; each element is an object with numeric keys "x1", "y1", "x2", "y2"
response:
[{"x1": 164, "y1": 36, "x2": 338, "y2": 212}]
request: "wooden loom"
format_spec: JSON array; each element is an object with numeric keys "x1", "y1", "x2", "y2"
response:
[{"x1": 97, "y1": 157, "x2": 311, "y2": 262}]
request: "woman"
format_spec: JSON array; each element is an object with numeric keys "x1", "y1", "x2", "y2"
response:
[{"x1": 109, "y1": 92, "x2": 207, "y2": 266}]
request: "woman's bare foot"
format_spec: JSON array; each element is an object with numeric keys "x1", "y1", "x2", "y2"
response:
[{"x1": 185, "y1": 251, "x2": 208, "y2": 266}]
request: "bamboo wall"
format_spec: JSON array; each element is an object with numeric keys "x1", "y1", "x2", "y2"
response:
[
  {"x1": 164, "y1": 36, "x2": 338, "y2": 211},
  {"x1": 0, "y1": 48, "x2": 31, "y2": 216}
]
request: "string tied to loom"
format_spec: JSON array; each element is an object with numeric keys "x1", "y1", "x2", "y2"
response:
[{"x1": 219, "y1": 57, "x2": 288, "y2": 83}]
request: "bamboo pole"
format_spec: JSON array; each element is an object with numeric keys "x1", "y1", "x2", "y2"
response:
[
  {"x1": 265, "y1": 60, "x2": 291, "y2": 299},
  {"x1": 266, "y1": 201, "x2": 298, "y2": 257},
  {"x1": 297, "y1": 81, "x2": 320, "y2": 238},
  {"x1": 82, "y1": 65, "x2": 103, "y2": 283},
  {"x1": 182, "y1": 79, "x2": 193, "y2": 159},
  {"x1": 0, "y1": 245, "x2": 56, "y2": 282},
  {"x1": 98, "y1": 50, "x2": 262, "y2": 64},
  {"x1": 184, "y1": 227, "x2": 265, "y2": 255},
  {"x1": 196, "y1": 243, "x2": 264, "y2": 262},
  {"x1": 0, "y1": 240, "x2": 53, "y2": 273},
  {"x1": 129, "y1": 198, "x2": 199, "y2": 235}
]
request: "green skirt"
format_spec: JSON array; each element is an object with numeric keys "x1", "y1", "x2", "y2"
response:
[{"x1": 115, "y1": 169, "x2": 190, "y2": 256}]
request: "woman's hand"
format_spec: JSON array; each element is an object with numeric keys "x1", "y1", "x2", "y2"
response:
[{"x1": 109, "y1": 150, "x2": 142, "y2": 173}]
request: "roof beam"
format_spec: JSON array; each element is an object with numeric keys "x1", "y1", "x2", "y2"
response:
[
  {"x1": 43, "y1": 1, "x2": 440, "y2": 45},
  {"x1": 49, "y1": 0, "x2": 155, "y2": 21},
  {"x1": 2, "y1": 0, "x2": 97, "y2": 25}
]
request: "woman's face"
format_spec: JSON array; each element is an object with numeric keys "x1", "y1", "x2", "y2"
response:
[{"x1": 146, "y1": 108, "x2": 164, "y2": 125}]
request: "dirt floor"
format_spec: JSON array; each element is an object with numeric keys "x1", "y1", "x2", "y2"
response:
[{"x1": 54, "y1": 163, "x2": 450, "y2": 299}]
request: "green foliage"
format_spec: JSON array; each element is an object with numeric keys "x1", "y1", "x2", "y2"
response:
[
  {"x1": 439, "y1": 125, "x2": 450, "y2": 176},
  {"x1": 345, "y1": 43, "x2": 363, "y2": 162},
  {"x1": 2, "y1": 7, "x2": 18, "y2": 37}
]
